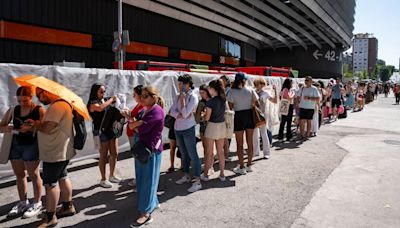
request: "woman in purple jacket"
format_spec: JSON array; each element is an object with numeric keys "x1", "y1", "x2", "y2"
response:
[{"x1": 128, "y1": 86, "x2": 165, "y2": 227}]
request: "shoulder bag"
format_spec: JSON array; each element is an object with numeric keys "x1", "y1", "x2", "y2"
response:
[{"x1": 0, "y1": 107, "x2": 15, "y2": 164}]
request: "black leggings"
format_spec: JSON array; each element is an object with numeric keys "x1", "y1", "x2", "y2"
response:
[
  {"x1": 278, "y1": 104, "x2": 294, "y2": 140},
  {"x1": 396, "y1": 93, "x2": 400, "y2": 104}
]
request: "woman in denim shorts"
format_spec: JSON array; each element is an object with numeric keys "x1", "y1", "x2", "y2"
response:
[
  {"x1": 87, "y1": 83, "x2": 120, "y2": 188},
  {"x1": 0, "y1": 86, "x2": 44, "y2": 218}
]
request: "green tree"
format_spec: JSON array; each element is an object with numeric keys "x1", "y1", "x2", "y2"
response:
[
  {"x1": 380, "y1": 67, "x2": 390, "y2": 82},
  {"x1": 387, "y1": 65, "x2": 395, "y2": 76},
  {"x1": 361, "y1": 69, "x2": 368, "y2": 79},
  {"x1": 344, "y1": 71, "x2": 353, "y2": 78},
  {"x1": 371, "y1": 64, "x2": 379, "y2": 80}
]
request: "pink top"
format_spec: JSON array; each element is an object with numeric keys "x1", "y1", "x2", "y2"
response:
[{"x1": 281, "y1": 88, "x2": 294, "y2": 104}]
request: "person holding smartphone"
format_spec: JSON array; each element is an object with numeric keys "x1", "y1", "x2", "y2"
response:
[
  {"x1": 170, "y1": 75, "x2": 202, "y2": 193},
  {"x1": 0, "y1": 86, "x2": 45, "y2": 218}
]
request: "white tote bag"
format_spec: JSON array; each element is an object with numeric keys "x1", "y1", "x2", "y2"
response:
[
  {"x1": 279, "y1": 99, "x2": 290, "y2": 116},
  {"x1": 224, "y1": 110, "x2": 234, "y2": 139},
  {"x1": 0, "y1": 107, "x2": 14, "y2": 164}
]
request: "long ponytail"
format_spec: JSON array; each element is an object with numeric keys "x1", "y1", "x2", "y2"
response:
[{"x1": 209, "y1": 79, "x2": 226, "y2": 102}]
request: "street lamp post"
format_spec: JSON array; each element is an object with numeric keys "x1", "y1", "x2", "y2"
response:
[{"x1": 118, "y1": 0, "x2": 123, "y2": 70}]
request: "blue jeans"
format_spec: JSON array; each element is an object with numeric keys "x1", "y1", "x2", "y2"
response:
[
  {"x1": 175, "y1": 126, "x2": 201, "y2": 177},
  {"x1": 135, "y1": 151, "x2": 162, "y2": 214},
  {"x1": 267, "y1": 129, "x2": 273, "y2": 145}
]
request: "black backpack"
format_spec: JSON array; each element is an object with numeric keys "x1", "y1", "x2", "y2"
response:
[{"x1": 55, "y1": 100, "x2": 87, "y2": 150}]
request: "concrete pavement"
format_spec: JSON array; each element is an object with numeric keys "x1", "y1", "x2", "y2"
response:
[
  {"x1": 0, "y1": 94, "x2": 399, "y2": 228},
  {"x1": 291, "y1": 96, "x2": 400, "y2": 228}
]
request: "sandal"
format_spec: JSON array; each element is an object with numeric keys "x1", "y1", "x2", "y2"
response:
[{"x1": 130, "y1": 215, "x2": 153, "y2": 227}]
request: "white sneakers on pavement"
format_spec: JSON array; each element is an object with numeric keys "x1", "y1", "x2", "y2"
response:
[
  {"x1": 176, "y1": 175, "x2": 202, "y2": 193},
  {"x1": 109, "y1": 176, "x2": 122, "y2": 183},
  {"x1": 175, "y1": 175, "x2": 191, "y2": 185},
  {"x1": 100, "y1": 180, "x2": 113, "y2": 188},
  {"x1": 23, "y1": 201, "x2": 42, "y2": 218},
  {"x1": 187, "y1": 181, "x2": 202, "y2": 193},
  {"x1": 245, "y1": 165, "x2": 253, "y2": 173},
  {"x1": 7, "y1": 200, "x2": 29, "y2": 217},
  {"x1": 200, "y1": 174, "x2": 210, "y2": 182},
  {"x1": 232, "y1": 165, "x2": 247, "y2": 175}
]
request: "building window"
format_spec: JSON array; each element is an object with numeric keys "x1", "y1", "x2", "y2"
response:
[{"x1": 219, "y1": 37, "x2": 241, "y2": 59}]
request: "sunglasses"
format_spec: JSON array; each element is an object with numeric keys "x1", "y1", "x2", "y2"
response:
[{"x1": 99, "y1": 90, "x2": 106, "y2": 94}]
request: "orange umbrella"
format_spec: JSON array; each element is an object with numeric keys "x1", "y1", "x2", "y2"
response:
[{"x1": 15, "y1": 75, "x2": 90, "y2": 120}]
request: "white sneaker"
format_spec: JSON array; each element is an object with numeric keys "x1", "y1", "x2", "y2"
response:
[
  {"x1": 264, "y1": 155, "x2": 270, "y2": 160},
  {"x1": 245, "y1": 165, "x2": 253, "y2": 173},
  {"x1": 200, "y1": 173, "x2": 210, "y2": 182},
  {"x1": 208, "y1": 168, "x2": 215, "y2": 175},
  {"x1": 175, "y1": 175, "x2": 191, "y2": 185},
  {"x1": 232, "y1": 165, "x2": 247, "y2": 175},
  {"x1": 219, "y1": 176, "x2": 226, "y2": 182},
  {"x1": 23, "y1": 201, "x2": 42, "y2": 218},
  {"x1": 225, "y1": 157, "x2": 232, "y2": 162},
  {"x1": 109, "y1": 176, "x2": 122, "y2": 183},
  {"x1": 128, "y1": 179, "x2": 136, "y2": 187},
  {"x1": 187, "y1": 181, "x2": 202, "y2": 193},
  {"x1": 100, "y1": 180, "x2": 113, "y2": 188},
  {"x1": 8, "y1": 200, "x2": 28, "y2": 217}
]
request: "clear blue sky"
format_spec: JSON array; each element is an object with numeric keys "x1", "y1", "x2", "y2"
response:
[{"x1": 350, "y1": 0, "x2": 400, "y2": 68}]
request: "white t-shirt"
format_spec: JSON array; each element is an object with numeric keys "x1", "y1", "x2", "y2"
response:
[
  {"x1": 298, "y1": 86, "x2": 321, "y2": 110},
  {"x1": 257, "y1": 90, "x2": 272, "y2": 115},
  {"x1": 227, "y1": 87, "x2": 258, "y2": 111}
]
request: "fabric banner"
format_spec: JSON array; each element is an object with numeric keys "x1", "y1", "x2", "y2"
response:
[{"x1": 0, "y1": 63, "x2": 330, "y2": 181}]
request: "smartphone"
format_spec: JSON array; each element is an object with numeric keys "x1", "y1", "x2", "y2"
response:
[{"x1": 181, "y1": 87, "x2": 187, "y2": 94}]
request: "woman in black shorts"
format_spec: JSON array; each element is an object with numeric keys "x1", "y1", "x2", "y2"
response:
[{"x1": 227, "y1": 73, "x2": 259, "y2": 175}]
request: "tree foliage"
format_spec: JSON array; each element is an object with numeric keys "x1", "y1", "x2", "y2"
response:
[
  {"x1": 380, "y1": 67, "x2": 390, "y2": 82},
  {"x1": 386, "y1": 65, "x2": 395, "y2": 76}
]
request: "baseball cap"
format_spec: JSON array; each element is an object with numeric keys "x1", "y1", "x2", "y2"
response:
[{"x1": 235, "y1": 72, "x2": 248, "y2": 81}]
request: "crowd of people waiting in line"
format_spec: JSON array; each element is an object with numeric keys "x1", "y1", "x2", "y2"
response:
[{"x1": 0, "y1": 72, "x2": 380, "y2": 227}]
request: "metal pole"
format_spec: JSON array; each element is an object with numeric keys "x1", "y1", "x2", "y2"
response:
[{"x1": 118, "y1": 0, "x2": 123, "y2": 70}]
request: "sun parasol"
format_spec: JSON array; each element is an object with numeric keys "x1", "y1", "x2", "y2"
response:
[{"x1": 14, "y1": 75, "x2": 90, "y2": 120}]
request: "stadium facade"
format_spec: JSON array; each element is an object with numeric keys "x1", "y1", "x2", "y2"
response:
[{"x1": 0, "y1": 0, "x2": 356, "y2": 78}]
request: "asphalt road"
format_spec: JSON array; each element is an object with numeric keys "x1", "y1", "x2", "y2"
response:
[{"x1": 0, "y1": 94, "x2": 399, "y2": 228}]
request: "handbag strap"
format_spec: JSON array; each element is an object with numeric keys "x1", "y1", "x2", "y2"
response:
[
  {"x1": 155, "y1": 139, "x2": 161, "y2": 150},
  {"x1": 99, "y1": 106, "x2": 109, "y2": 134},
  {"x1": 9, "y1": 106, "x2": 15, "y2": 125}
]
